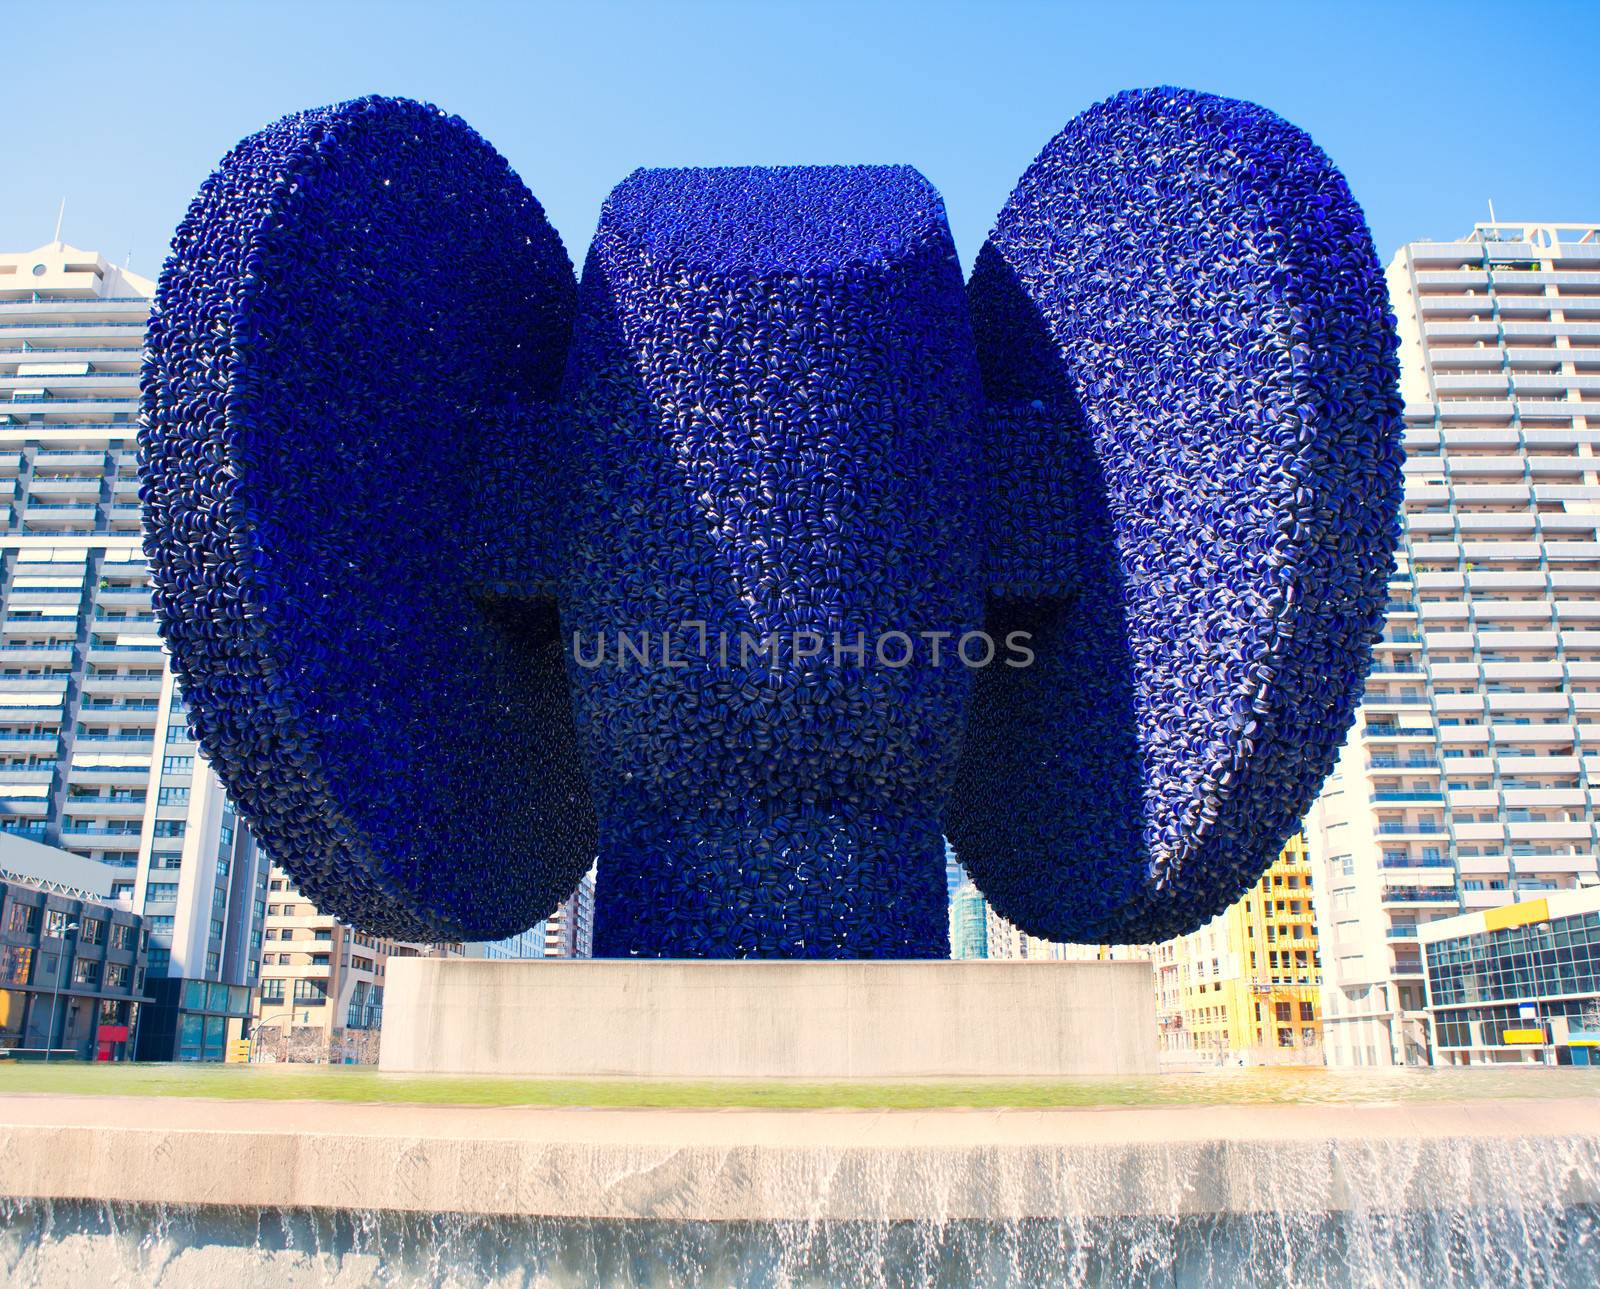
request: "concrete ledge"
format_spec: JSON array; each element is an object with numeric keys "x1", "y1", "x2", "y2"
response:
[
  {"x1": 379, "y1": 959, "x2": 1158, "y2": 1078},
  {"x1": 1, "y1": 1095, "x2": 1597, "y2": 1220}
]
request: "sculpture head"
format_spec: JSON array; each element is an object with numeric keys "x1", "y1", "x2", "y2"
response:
[{"x1": 140, "y1": 89, "x2": 1402, "y2": 957}]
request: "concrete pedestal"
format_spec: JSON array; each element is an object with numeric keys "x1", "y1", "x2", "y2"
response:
[{"x1": 378, "y1": 958, "x2": 1158, "y2": 1078}]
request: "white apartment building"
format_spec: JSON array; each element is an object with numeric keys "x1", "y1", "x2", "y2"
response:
[
  {"x1": 0, "y1": 241, "x2": 267, "y2": 1060},
  {"x1": 1308, "y1": 221, "x2": 1600, "y2": 1067}
]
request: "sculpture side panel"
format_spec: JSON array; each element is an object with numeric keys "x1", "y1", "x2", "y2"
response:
[
  {"x1": 948, "y1": 88, "x2": 1404, "y2": 943},
  {"x1": 139, "y1": 96, "x2": 596, "y2": 939},
  {"x1": 562, "y1": 167, "x2": 985, "y2": 957}
]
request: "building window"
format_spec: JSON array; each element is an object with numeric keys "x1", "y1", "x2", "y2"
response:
[
  {"x1": 72, "y1": 958, "x2": 100, "y2": 986},
  {"x1": 105, "y1": 963, "x2": 128, "y2": 990},
  {"x1": 0, "y1": 945, "x2": 34, "y2": 985},
  {"x1": 292, "y1": 979, "x2": 327, "y2": 1004},
  {"x1": 259, "y1": 978, "x2": 285, "y2": 1005},
  {"x1": 79, "y1": 918, "x2": 103, "y2": 945},
  {"x1": 6, "y1": 904, "x2": 39, "y2": 935},
  {"x1": 109, "y1": 923, "x2": 132, "y2": 951}
]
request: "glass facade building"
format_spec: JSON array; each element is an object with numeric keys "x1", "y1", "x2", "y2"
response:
[
  {"x1": 1422, "y1": 888, "x2": 1600, "y2": 1065},
  {"x1": 949, "y1": 880, "x2": 989, "y2": 959},
  {"x1": 0, "y1": 865, "x2": 149, "y2": 1060}
]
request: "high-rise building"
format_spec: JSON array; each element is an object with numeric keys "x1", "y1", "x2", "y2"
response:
[
  {"x1": 252, "y1": 860, "x2": 465, "y2": 1063},
  {"x1": 0, "y1": 241, "x2": 269, "y2": 1061},
  {"x1": 1307, "y1": 220, "x2": 1600, "y2": 1068},
  {"x1": 543, "y1": 866, "x2": 596, "y2": 959},
  {"x1": 470, "y1": 867, "x2": 597, "y2": 960},
  {"x1": 1152, "y1": 834, "x2": 1323, "y2": 1066},
  {"x1": 949, "y1": 879, "x2": 989, "y2": 959}
]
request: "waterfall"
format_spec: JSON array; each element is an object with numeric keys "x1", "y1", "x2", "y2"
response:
[{"x1": 2, "y1": 1132, "x2": 1597, "y2": 1287}]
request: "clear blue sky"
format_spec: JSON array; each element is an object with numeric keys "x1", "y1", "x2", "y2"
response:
[{"x1": 6, "y1": 1, "x2": 1597, "y2": 279}]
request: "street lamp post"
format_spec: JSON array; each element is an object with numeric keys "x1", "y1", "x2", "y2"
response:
[
  {"x1": 250, "y1": 1006, "x2": 304, "y2": 1062},
  {"x1": 42, "y1": 919, "x2": 80, "y2": 1064}
]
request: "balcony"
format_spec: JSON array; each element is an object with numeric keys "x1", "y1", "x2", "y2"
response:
[
  {"x1": 92, "y1": 588, "x2": 153, "y2": 608},
  {"x1": 0, "y1": 734, "x2": 59, "y2": 754},
  {"x1": 31, "y1": 448, "x2": 112, "y2": 465},
  {"x1": 1372, "y1": 791, "x2": 1445, "y2": 802},
  {"x1": 1507, "y1": 821, "x2": 1592, "y2": 841},
  {"x1": 91, "y1": 612, "x2": 156, "y2": 627},
  {"x1": 59, "y1": 824, "x2": 143, "y2": 838},
  {"x1": 1380, "y1": 868, "x2": 1458, "y2": 889},
  {"x1": 79, "y1": 675, "x2": 162, "y2": 696},
  {"x1": 71, "y1": 733, "x2": 154, "y2": 747},
  {"x1": 1381, "y1": 888, "x2": 1460, "y2": 904},
  {"x1": 26, "y1": 477, "x2": 102, "y2": 496},
  {"x1": 0, "y1": 620, "x2": 76, "y2": 639},
  {"x1": 0, "y1": 767, "x2": 56, "y2": 785},
  {"x1": 1365, "y1": 727, "x2": 1434, "y2": 742},
  {"x1": 65, "y1": 763, "x2": 153, "y2": 784},
  {"x1": 83, "y1": 645, "x2": 164, "y2": 665}
]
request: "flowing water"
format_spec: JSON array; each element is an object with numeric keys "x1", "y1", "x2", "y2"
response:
[{"x1": 2, "y1": 1131, "x2": 1598, "y2": 1287}]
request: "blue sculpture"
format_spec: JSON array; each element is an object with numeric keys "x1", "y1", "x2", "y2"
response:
[{"x1": 140, "y1": 89, "x2": 1402, "y2": 957}]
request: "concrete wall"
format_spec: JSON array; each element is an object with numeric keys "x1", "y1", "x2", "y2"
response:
[{"x1": 378, "y1": 959, "x2": 1159, "y2": 1078}]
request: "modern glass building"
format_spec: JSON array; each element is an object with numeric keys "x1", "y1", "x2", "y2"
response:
[
  {"x1": 1307, "y1": 221, "x2": 1600, "y2": 1067},
  {"x1": 949, "y1": 879, "x2": 989, "y2": 959},
  {"x1": 1421, "y1": 887, "x2": 1600, "y2": 1065},
  {"x1": 0, "y1": 241, "x2": 270, "y2": 1060}
]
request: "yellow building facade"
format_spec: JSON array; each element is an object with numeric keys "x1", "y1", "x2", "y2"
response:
[{"x1": 1153, "y1": 835, "x2": 1324, "y2": 1065}]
